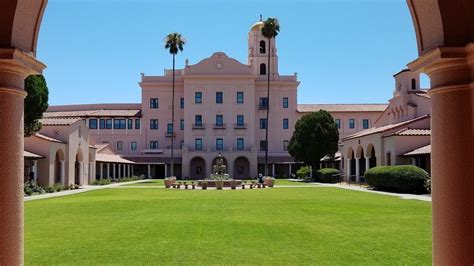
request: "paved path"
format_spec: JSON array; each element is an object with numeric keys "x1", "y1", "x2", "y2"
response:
[
  {"x1": 312, "y1": 182, "x2": 432, "y2": 202},
  {"x1": 24, "y1": 179, "x2": 148, "y2": 202}
]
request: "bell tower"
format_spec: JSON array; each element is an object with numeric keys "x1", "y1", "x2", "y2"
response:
[{"x1": 248, "y1": 15, "x2": 279, "y2": 78}]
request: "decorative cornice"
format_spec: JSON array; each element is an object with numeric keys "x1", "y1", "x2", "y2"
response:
[{"x1": 0, "y1": 48, "x2": 46, "y2": 75}]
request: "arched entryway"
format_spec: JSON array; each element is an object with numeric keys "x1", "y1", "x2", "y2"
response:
[
  {"x1": 233, "y1": 157, "x2": 250, "y2": 179},
  {"x1": 74, "y1": 149, "x2": 84, "y2": 185},
  {"x1": 366, "y1": 144, "x2": 376, "y2": 168},
  {"x1": 356, "y1": 145, "x2": 366, "y2": 181},
  {"x1": 190, "y1": 157, "x2": 206, "y2": 180},
  {"x1": 347, "y1": 148, "x2": 356, "y2": 182},
  {"x1": 54, "y1": 149, "x2": 65, "y2": 184}
]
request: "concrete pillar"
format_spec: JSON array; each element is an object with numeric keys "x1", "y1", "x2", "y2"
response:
[
  {"x1": 118, "y1": 164, "x2": 121, "y2": 178},
  {"x1": 408, "y1": 45, "x2": 474, "y2": 264},
  {"x1": 272, "y1": 164, "x2": 275, "y2": 177},
  {"x1": 112, "y1": 164, "x2": 116, "y2": 179},
  {"x1": 106, "y1": 163, "x2": 110, "y2": 179},
  {"x1": 78, "y1": 162, "x2": 83, "y2": 185},
  {"x1": 100, "y1": 163, "x2": 103, "y2": 179},
  {"x1": 147, "y1": 164, "x2": 151, "y2": 179},
  {"x1": 355, "y1": 157, "x2": 360, "y2": 183},
  {"x1": 32, "y1": 160, "x2": 38, "y2": 183},
  {"x1": 130, "y1": 165, "x2": 134, "y2": 176},
  {"x1": 365, "y1": 156, "x2": 371, "y2": 174},
  {"x1": 60, "y1": 160, "x2": 65, "y2": 185},
  {"x1": 346, "y1": 158, "x2": 351, "y2": 182},
  {"x1": 288, "y1": 164, "x2": 292, "y2": 178},
  {"x1": 165, "y1": 164, "x2": 168, "y2": 177},
  {"x1": 411, "y1": 158, "x2": 416, "y2": 166}
]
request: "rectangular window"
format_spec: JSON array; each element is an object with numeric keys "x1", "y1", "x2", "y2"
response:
[
  {"x1": 236, "y1": 115, "x2": 244, "y2": 126},
  {"x1": 114, "y1": 119, "x2": 126, "y2": 129},
  {"x1": 180, "y1": 97, "x2": 184, "y2": 109},
  {"x1": 216, "y1": 138, "x2": 223, "y2": 150},
  {"x1": 127, "y1": 119, "x2": 133, "y2": 130},
  {"x1": 283, "y1": 97, "x2": 289, "y2": 108},
  {"x1": 283, "y1": 118, "x2": 289, "y2": 129},
  {"x1": 99, "y1": 119, "x2": 106, "y2": 129},
  {"x1": 363, "y1": 119, "x2": 370, "y2": 129},
  {"x1": 89, "y1": 119, "x2": 98, "y2": 129},
  {"x1": 283, "y1": 140, "x2": 289, "y2": 151},
  {"x1": 195, "y1": 92, "x2": 202, "y2": 104},
  {"x1": 195, "y1": 115, "x2": 202, "y2": 126},
  {"x1": 195, "y1": 138, "x2": 203, "y2": 150},
  {"x1": 259, "y1": 97, "x2": 268, "y2": 109},
  {"x1": 237, "y1": 138, "x2": 244, "y2": 150},
  {"x1": 260, "y1": 118, "x2": 267, "y2": 129},
  {"x1": 131, "y1": 141, "x2": 137, "y2": 151},
  {"x1": 335, "y1": 119, "x2": 341, "y2": 129},
  {"x1": 216, "y1": 115, "x2": 223, "y2": 126},
  {"x1": 150, "y1": 98, "x2": 159, "y2": 109},
  {"x1": 237, "y1": 92, "x2": 244, "y2": 104},
  {"x1": 180, "y1": 140, "x2": 184, "y2": 148},
  {"x1": 167, "y1": 123, "x2": 173, "y2": 134},
  {"x1": 149, "y1": 141, "x2": 159, "y2": 149},
  {"x1": 116, "y1": 141, "x2": 123, "y2": 150},
  {"x1": 216, "y1": 92, "x2": 223, "y2": 104},
  {"x1": 106, "y1": 119, "x2": 113, "y2": 129},
  {"x1": 349, "y1": 119, "x2": 355, "y2": 129},
  {"x1": 150, "y1": 119, "x2": 158, "y2": 130},
  {"x1": 260, "y1": 140, "x2": 268, "y2": 151},
  {"x1": 135, "y1": 119, "x2": 141, "y2": 129},
  {"x1": 180, "y1": 119, "x2": 184, "y2": 130}
]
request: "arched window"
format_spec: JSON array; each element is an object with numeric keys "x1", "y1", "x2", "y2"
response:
[
  {"x1": 259, "y1": 40, "x2": 266, "y2": 54},
  {"x1": 411, "y1": 78, "x2": 416, "y2": 90},
  {"x1": 260, "y1": 63, "x2": 266, "y2": 75}
]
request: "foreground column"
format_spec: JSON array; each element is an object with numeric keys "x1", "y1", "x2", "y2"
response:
[
  {"x1": 409, "y1": 45, "x2": 474, "y2": 264},
  {"x1": 355, "y1": 157, "x2": 360, "y2": 182},
  {"x1": 0, "y1": 49, "x2": 45, "y2": 265}
]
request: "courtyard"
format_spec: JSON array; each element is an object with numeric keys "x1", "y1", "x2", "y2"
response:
[{"x1": 25, "y1": 183, "x2": 431, "y2": 265}]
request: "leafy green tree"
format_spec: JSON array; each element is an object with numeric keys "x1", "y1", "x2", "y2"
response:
[
  {"x1": 261, "y1": 17, "x2": 280, "y2": 176},
  {"x1": 24, "y1": 75, "x2": 49, "y2": 136},
  {"x1": 288, "y1": 110, "x2": 339, "y2": 173},
  {"x1": 164, "y1": 32, "x2": 185, "y2": 177}
]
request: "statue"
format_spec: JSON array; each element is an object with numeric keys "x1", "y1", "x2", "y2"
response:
[{"x1": 213, "y1": 153, "x2": 227, "y2": 175}]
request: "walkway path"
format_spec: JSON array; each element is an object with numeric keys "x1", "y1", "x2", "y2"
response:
[{"x1": 24, "y1": 179, "x2": 148, "y2": 202}]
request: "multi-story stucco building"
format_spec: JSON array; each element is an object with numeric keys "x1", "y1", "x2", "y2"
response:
[{"x1": 42, "y1": 20, "x2": 387, "y2": 180}]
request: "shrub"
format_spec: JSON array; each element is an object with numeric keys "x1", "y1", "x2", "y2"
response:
[
  {"x1": 52, "y1": 183, "x2": 64, "y2": 192},
  {"x1": 118, "y1": 176, "x2": 141, "y2": 183},
  {"x1": 92, "y1": 179, "x2": 112, "y2": 186},
  {"x1": 296, "y1": 166, "x2": 311, "y2": 179},
  {"x1": 364, "y1": 165, "x2": 430, "y2": 194},
  {"x1": 315, "y1": 168, "x2": 340, "y2": 183},
  {"x1": 24, "y1": 181, "x2": 45, "y2": 196}
]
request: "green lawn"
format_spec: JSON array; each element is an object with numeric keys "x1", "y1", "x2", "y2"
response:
[
  {"x1": 25, "y1": 187, "x2": 432, "y2": 265},
  {"x1": 122, "y1": 179, "x2": 315, "y2": 186}
]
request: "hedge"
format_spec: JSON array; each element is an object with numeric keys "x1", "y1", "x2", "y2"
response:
[
  {"x1": 315, "y1": 168, "x2": 340, "y2": 183},
  {"x1": 364, "y1": 165, "x2": 429, "y2": 194}
]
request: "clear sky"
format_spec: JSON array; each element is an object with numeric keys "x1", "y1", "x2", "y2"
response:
[{"x1": 37, "y1": 0, "x2": 426, "y2": 106}]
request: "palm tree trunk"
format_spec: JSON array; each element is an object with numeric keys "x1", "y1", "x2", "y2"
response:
[
  {"x1": 170, "y1": 53, "x2": 175, "y2": 177},
  {"x1": 264, "y1": 38, "x2": 271, "y2": 177}
]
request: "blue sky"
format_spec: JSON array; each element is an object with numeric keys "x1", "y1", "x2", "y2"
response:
[{"x1": 37, "y1": 0, "x2": 426, "y2": 106}]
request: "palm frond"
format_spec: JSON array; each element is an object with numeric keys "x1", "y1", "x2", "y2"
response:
[{"x1": 164, "y1": 32, "x2": 186, "y2": 54}]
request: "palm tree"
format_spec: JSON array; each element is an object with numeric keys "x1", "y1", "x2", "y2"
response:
[
  {"x1": 261, "y1": 18, "x2": 280, "y2": 177},
  {"x1": 164, "y1": 32, "x2": 185, "y2": 178}
]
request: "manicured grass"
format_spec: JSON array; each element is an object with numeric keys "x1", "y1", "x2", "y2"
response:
[
  {"x1": 122, "y1": 179, "x2": 165, "y2": 186},
  {"x1": 25, "y1": 187, "x2": 432, "y2": 265},
  {"x1": 274, "y1": 179, "x2": 316, "y2": 186}
]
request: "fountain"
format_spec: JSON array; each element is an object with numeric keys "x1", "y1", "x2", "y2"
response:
[{"x1": 198, "y1": 153, "x2": 242, "y2": 188}]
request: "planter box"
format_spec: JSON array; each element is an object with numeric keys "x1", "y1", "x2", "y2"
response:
[
  {"x1": 264, "y1": 177, "x2": 275, "y2": 187},
  {"x1": 215, "y1": 181, "x2": 224, "y2": 190},
  {"x1": 164, "y1": 178, "x2": 176, "y2": 188}
]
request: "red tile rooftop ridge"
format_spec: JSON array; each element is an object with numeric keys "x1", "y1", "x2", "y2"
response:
[
  {"x1": 33, "y1": 133, "x2": 64, "y2": 143},
  {"x1": 403, "y1": 144, "x2": 431, "y2": 156},
  {"x1": 342, "y1": 114, "x2": 431, "y2": 141},
  {"x1": 297, "y1": 104, "x2": 388, "y2": 113},
  {"x1": 40, "y1": 117, "x2": 82, "y2": 126}
]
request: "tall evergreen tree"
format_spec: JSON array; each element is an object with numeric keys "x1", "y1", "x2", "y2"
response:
[{"x1": 24, "y1": 75, "x2": 49, "y2": 137}]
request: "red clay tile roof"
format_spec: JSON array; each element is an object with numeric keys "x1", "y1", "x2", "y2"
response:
[
  {"x1": 33, "y1": 133, "x2": 64, "y2": 143},
  {"x1": 297, "y1": 104, "x2": 388, "y2": 113},
  {"x1": 403, "y1": 144, "x2": 431, "y2": 156},
  {"x1": 96, "y1": 154, "x2": 135, "y2": 164},
  {"x1": 342, "y1": 115, "x2": 430, "y2": 141},
  {"x1": 43, "y1": 109, "x2": 141, "y2": 118},
  {"x1": 393, "y1": 128, "x2": 431, "y2": 136},
  {"x1": 24, "y1": 150, "x2": 44, "y2": 159},
  {"x1": 40, "y1": 117, "x2": 82, "y2": 126}
]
